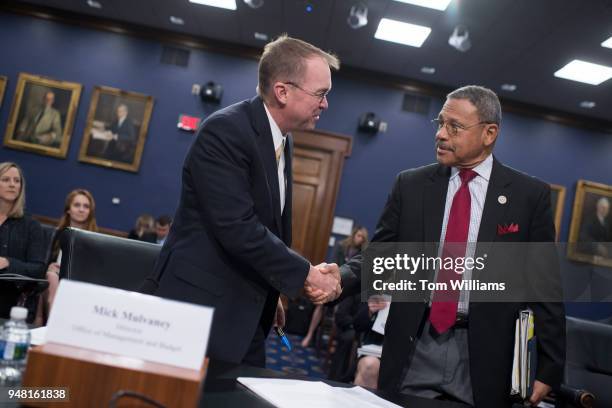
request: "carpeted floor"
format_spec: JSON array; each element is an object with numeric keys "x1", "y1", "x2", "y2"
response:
[{"x1": 265, "y1": 333, "x2": 328, "y2": 379}]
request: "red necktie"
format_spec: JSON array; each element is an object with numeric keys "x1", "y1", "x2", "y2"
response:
[{"x1": 429, "y1": 168, "x2": 477, "y2": 334}]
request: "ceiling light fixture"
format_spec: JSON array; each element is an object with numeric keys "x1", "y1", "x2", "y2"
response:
[
  {"x1": 501, "y1": 84, "x2": 517, "y2": 91},
  {"x1": 244, "y1": 0, "x2": 264, "y2": 9},
  {"x1": 254, "y1": 32, "x2": 268, "y2": 41},
  {"x1": 375, "y1": 18, "x2": 431, "y2": 48},
  {"x1": 579, "y1": 101, "x2": 596, "y2": 109},
  {"x1": 189, "y1": 0, "x2": 237, "y2": 10},
  {"x1": 420, "y1": 66, "x2": 435, "y2": 74},
  {"x1": 392, "y1": 0, "x2": 452, "y2": 11},
  {"x1": 87, "y1": 0, "x2": 102, "y2": 9},
  {"x1": 169, "y1": 16, "x2": 185, "y2": 25},
  {"x1": 554, "y1": 59, "x2": 612, "y2": 85}
]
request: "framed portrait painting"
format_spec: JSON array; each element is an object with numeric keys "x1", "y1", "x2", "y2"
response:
[
  {"x1": 550, "y1": 184, "x2": 566, "y2": 241},
  {"x1": 0, "y1": 75, "x2": 6, "y2": 108},
  {"x1": 78, "y1": 86, "x2": 154, "y2": 172},
  {"x1": 3, "y1": 73, "x2": 82, "y2": 158},
  {"x1": 567, "y1": 180, "x2": 612, "y2": 268}
]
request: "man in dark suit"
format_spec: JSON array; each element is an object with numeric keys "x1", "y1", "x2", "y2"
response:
[
  {"x1": 579, "y1": 196, "x2": 611, "y2": 257},
  {"x1": 142, "y1": 35, "x2": 342, "y2": 367},
  {"x1": 106, "y1": 103, "x2": 136, "y2": 163},
  {"x1": 341, "y1": 85, "x2": 565, "y2": 407}
]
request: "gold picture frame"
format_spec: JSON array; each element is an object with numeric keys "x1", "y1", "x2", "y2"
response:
[
  {"x1": 567, "y1": 180, "x2": 612, "y2": 268},
  {"x1": 0, "y1": 75, "x2": 7, "y2": 108},
  {"x1": 78, "y1": 86, "x2": 154, "y2": 173},
  {"x1": 3, "y1": 73, "x2": 82, "y2": 158},
  {"x1": 550, "y1": 184, "x2": 566, "y2": 241}
]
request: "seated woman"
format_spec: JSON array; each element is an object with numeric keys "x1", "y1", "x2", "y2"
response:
[
  {"x1": 40, "y1": 189, "x2": 98, "y2": 322},
  {"x1": 0, "y1": 162, "x2": 46, "y2": 320},
  {"x1": 127, "y1": 214, "x2": 156, "y2": 243}
]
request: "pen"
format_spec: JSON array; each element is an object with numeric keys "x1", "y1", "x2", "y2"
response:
[{"x1": 275, "y1": 327, "x2": 292, "y2": 351}]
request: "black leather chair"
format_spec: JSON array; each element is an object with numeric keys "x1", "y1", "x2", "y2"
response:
[
  {"x1": 59, "y1": 227, "x2": 161, "y2": 292},
  {"x1": 39, "y1": 222, "x2": 57, "y2": 263},
  {"x1": 556, "y1": 316, "x2": 612, "y2": 408}
]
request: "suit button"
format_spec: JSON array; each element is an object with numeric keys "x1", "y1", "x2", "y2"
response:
[{"x1": 409, "y1": 336, "x2": 415, "y2": 343}]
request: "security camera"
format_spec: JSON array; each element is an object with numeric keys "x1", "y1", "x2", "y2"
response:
[
  {"x1": 448, "y1": 25, "x2": 471, "y2": 52},
  {"x1": 347, "y1": 3, "x2": 368, "y2": 29}
]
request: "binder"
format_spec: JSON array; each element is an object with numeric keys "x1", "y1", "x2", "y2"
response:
[{"x1": 510, "y1": 309, "x2": 537, "y2": 400}]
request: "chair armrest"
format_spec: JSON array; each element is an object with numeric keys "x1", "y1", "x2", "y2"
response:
[{"x1": 556, "y1": 384, "x2": 595, "y2": 408}]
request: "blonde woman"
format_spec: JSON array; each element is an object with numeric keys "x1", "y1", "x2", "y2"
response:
[{"x1": 0, "y1": 162, "x2": 46, "y2": 319}]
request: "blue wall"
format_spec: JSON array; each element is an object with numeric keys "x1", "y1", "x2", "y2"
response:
[{"x1": 1, "y1": 13, "x2": 611, "y2": 317}]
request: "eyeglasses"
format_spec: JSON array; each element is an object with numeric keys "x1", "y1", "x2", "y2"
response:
[
  {"x1": 431, "y1": 118, "x2": 492, "y2": 137},
  {"x1": 284, "y1": 81, "x2": 330, "y2": 103}
]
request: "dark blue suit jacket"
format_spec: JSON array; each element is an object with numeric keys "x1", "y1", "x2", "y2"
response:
[{"x1": 142, "y1": 96, "x2": 310, "y2": 363}]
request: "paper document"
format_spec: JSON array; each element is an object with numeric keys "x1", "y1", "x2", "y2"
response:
[
  {"x1": 510, "y1": 309, "x2": 537, "y2": 400},
  {"x1": 237, "y1": 377, "x2": 401, "y2": 408},
  {"x1": 357, "y1": 344, "x2": 382, "y2": 358},
  {"x1": 371, "y1": 295, "x2": 391, "y2": 335},
  {"x1": 30, "y1": 326, "x2": 47, "y2": 346}
]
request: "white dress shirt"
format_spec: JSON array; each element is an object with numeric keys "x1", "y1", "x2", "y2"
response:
[
  {"x1": 437, "y1": 153, "x2": 493, "y2": 314},
  {"x1": 264, "y1": 104, "x2": 287, "y2": 214}
]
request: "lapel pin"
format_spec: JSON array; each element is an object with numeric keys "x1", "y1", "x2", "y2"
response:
[{"x1": 498, "y1": 195, "x2": 507, "y2": 204}]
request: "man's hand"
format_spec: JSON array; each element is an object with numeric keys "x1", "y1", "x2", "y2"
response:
[
  {"x1": 367, "y1": 295, "x2": 389, "y2": 317},
  {"x1": 528, "y1": 380, "x2": 551, "y2": 406},
  {"x1": 35, "y1": 133, "x2": 55, "y2": 145},
  {"x1": 274, "y1": 298, "x2": 285, "y2": 328},
  {"x1": 304, "y1": 263, "x2": 341, "y2": 304},
  {"x1": 0, "y1": 257, "x2": 9, "y2": 270}
]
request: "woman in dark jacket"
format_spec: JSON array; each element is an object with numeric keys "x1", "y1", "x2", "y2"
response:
[{"x1": 0, "y1": 162, "x2": 46, "y2": 319}]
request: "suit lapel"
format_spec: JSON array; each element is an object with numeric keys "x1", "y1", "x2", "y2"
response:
[
  {"x1": 474, "y1": 157, "x2": 512, "y2": 277},
  {"x1": 281, "y1": 134, "x2": 293, "y2": 245},
  {"x1": 424, "y1": 165, "x2": 450, "y2": 244},
  {"x1": 250, "y1": 97, "x2": 283, "y2": 235}
]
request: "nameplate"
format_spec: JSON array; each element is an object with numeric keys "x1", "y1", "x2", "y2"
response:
[{"x1": 46, "y1": 280, "x2": 214, "y2": 371}]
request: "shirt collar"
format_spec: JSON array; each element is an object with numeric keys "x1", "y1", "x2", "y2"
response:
[
  {"x1": 450, "y1": 153, "x2": 493, "y2": 182},
  {"x1": 263, "y1": 103, "x2": 286, "y2": 151}
]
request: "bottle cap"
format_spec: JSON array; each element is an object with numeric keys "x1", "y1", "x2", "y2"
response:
[{"x1": 10, "y1": 306, "x2": 28, "y2": 321}]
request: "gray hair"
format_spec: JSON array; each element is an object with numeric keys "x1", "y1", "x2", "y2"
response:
[{"x1": 447, "y1": 85, "x2": 502, "y2": 125}]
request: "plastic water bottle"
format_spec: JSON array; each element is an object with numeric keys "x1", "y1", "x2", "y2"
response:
[{"x1": 0, "y1": 307, "x2": 31, "y2": 386}]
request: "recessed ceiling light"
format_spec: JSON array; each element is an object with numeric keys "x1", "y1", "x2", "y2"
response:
[
  {"x1": 188, "y1": 0, "x2": 237, "y2": 10},
  {"x1": 602, "y1": 36, "x2": 612, "y2": 49},
  {"x1": 169, "y1": 16, "x2": 184, "y2": 25},
  {"x1": 391, "y1": 0, "x2": 452, "y2": 11},
  {"x1": 420, "y1": 66, "x2": 435, "y2": 74},
  {"x1": 254, "y1": 32, "x2": 268, "y2": 41},
  {"x1": 375, "y1": 18, "x2": 431, "y2": 48},
  {"x1": 86, "y1": 0, "x2": 102, "y2": 9},
  {"x1": 501, "y1": 83, "x2": 517, "y2": 91},
  {"x1": 579, "y1": 101, "x2": 596, "y2": 109},
  {"x1": 554, "y1": 59, "x2": 612, "y2": 85}
]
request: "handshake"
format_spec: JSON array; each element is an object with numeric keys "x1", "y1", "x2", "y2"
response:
[{"x1": 304, "y1": 263, "x2": 342, "y2": 305}]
